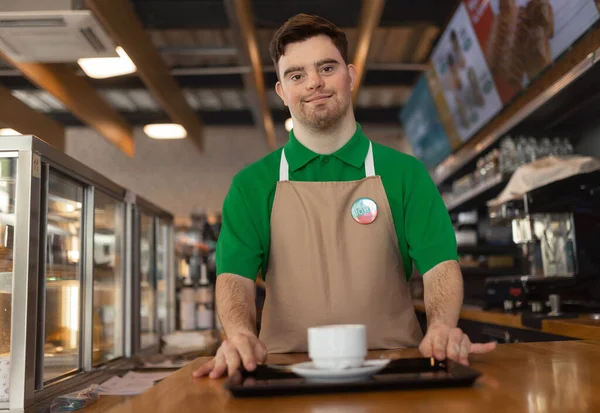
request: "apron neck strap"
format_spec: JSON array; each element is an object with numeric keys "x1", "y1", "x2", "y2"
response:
[
  {"x1": 279, "y1": 141, "x2": 375, "y2": 182},
  {"x1": 280, "y1": 149, "x2": 290, "y2": 181},
  {"x1": 365, "y1": 141, "x2": 375, "y2": 177}
]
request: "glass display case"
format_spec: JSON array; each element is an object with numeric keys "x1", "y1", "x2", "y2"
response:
[
  {"x1": 43, "y1": 172, "x2": 84, "y2": 383},
  {"x1": 139, "y1": 212, "x2": 156, "y2": 350},
  {"x1": 0, "y1": 136, "x2": 175, "y2": 411},
  {"x1": 92, "y1": 190, "x2": 125, "y2": 366},
  {"x1": 0, "y1": 156, "x2": 17, "y2": 405}
]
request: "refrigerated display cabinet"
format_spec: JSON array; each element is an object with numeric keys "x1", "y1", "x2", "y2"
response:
[{"x1": 0, "y1": 135, "x2": 175, "y2": 410}]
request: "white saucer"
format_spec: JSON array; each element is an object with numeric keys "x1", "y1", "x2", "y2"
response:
[{"x1": 290, "y1": 359, "x2": 390, "y2": 382}]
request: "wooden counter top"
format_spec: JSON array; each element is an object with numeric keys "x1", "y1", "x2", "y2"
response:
[
  {"x1": 85, "y1": 340, "x2": 600, "y2": 413},
  {"x1": 413, "y1": 300, "x2": 600, "y2": 341}
]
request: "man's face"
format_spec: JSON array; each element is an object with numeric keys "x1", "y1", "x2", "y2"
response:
[{"x1": 275, "y1": 35, "x2": 357, "y2": 131}]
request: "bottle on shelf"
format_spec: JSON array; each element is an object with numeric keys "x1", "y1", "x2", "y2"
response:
[{"x1": 196, "y1": 260, "x2": 214, "y2": 330}]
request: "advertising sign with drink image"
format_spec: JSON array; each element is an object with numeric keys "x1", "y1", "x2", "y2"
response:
[
  {"x1": 467, "y1": 0, "x2": 600, "y2": 104},
  {"x1": 431, "y1": 3, "x2": 504, "y2": 143}
]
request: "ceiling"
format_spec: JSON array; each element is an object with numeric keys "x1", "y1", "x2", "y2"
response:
[{"x1": 0, "y1": 0, "x2": 461, "y2": 153}]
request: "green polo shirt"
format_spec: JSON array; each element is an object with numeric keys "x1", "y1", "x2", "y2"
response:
[{"x1": 216, "y1": 123, "x2": 457, "y2": 281}]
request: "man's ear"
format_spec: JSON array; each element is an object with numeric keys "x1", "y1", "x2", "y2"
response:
[
  {"x1": 275, "y1": 81, "x2": 288, "y2": 107},
  {"x1": 347, "y1": 64, "x2": 358, "y2": 91}
]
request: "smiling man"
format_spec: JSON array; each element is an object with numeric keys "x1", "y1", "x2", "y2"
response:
[{"x1": 193, "y1": 13, "x2": 496, "y2": 380}]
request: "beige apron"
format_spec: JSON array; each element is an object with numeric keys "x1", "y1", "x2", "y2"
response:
[{"x1": 259, "y1": 142, "x2": 423, "y2": 353}]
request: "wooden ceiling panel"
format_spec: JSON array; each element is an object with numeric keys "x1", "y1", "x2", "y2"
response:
[
  {"x1": 0, "y1": 83, "x2": 65, "y2": 151},
  {"x1": 366, "y1": 27, "x2": 389, "y2": 63},
  {"x1": 411, "y1": 25, "x2": 440, "y2": 63},
  {"x1": 149, "y1": 31, "x2": 168, "y2": 48},
  {"x1": 352, "y1": 0, "x2": 386, "y2": 103},
  {"x1": 379, "y1": 27, "x2": 413, "y2": 63},
  {"x1": 86, "y1": 0, "x2": 204, "y2": 151},
  {"x1": 0, "y1": 52, "x2": 135, "y2": 156},
  {"x1": 224, "y1": 0, "x2": 277, "y2": 148}
]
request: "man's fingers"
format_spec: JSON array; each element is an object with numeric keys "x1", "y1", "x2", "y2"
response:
[
  {"x1": 232, "y1": 335, "x2": 257, "y2": 371},
  {"x1": 459, "y1": 335, "x2": 470, "y2": 365},
  {"x1": 433, "y1": 330, "x2": 447, "y2": 360},
  {"x1": 209, "y1": 354, "x2": 228, "y2": 379},
  {"x1": 419, "y1": 336, "x2": 434, "y2": 357},
  {"x1": 255, "y1": 340, "x2": 268, "y2": 364},
  {"x1": 470, "y1": 341, "x2": 497, "y2": 354},
  {"x1": 192, "y1": 359, "x2": 215, "y2": 378},
  {"x1": 222, "y1": 342, "x2": 242, "y2": 377},
  {"x1": 446, "y1": 328, "x2": 463, "y2": 362}
]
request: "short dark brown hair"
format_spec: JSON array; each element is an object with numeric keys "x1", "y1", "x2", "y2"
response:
[{"x1": 269, "y1": 14, "x2": 349, "y2": 77}]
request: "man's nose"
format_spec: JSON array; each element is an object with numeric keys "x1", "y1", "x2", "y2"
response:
[{"x1": 306, "y1": 70, "x2": 324, "y2": 90}]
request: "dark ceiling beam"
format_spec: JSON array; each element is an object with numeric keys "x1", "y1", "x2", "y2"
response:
[
  {"x1": 0, "y1": 69, "x2": 421, "y2": 91},
  {"x1": 132, "y1": 0, "x2": 231, "y2": 29},
  {"x1": 86, "y1": 0, "x2": 205, "y2": 152},
  {"x1": 352, "y1": 0, "x2": 385, "y2": 104},
  {"x1": 380, "y1": 0, "x2": 460, "y2": 27},
  {"x1": 129, "y1": 0, "x2": 454, "y2": 29},
  {"x1": 0, "y1": 83, "x2": 65, "y2": 151},
  {"x1": 224, "y1": 0, "x2": 277, "y2": 149},
  {"x1": 49, "y1": 107, "x2": 403, "y2": 127},
  {"x1": 0, "y1": 52, "x2": 135, "y2": 156},
  {"x1": 0, "y1": 62, "x2": 426, "y2": 79},
  {"x1": 158, "y1": 46, "x2": 238, "y2": 56}
]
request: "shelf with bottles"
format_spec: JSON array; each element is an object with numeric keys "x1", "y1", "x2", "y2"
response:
[{"x1": 442, "y1": 134, "x2": 575, "y2": 213}]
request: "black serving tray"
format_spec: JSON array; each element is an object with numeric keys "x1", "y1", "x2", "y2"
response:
[{"x1": 224, "y1": 357, "x2": 481, "y2": 398}]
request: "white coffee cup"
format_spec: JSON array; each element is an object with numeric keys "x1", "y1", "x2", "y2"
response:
[{"x1": 307, "y1": 324, "x2": 367, "y2": 370}]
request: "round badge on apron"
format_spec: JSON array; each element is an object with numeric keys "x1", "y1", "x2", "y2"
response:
[{"x1": 351, "y1": 197, "x2": 378, "y2": 224}]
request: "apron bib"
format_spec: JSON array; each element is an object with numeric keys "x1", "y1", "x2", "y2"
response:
[{"x1": 259, "y1": 142, "x2": 423, "y2": 353}]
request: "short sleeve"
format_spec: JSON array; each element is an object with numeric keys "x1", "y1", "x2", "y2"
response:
[
  {"x1": 215, "y1": 180, "x2": 263, "y2": 281},
  {"x1": 404, "y1": 161, "x2": 458, "y2": 275}
]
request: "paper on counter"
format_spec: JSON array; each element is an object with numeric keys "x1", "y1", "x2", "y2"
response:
[
  {"x1": 142, "y1": 359, "x2": 191, "y2": 369},
  {"x1": 97, "y1": 371, "x2": 173, "y2": 396}
]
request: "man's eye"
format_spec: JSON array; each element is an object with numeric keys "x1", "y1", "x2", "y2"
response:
[
  {"x1": 291, "y1": 74, "x2": 301, "y2": 81},
  {"x1": 322, "y1": 66, "x2": 334, "y2": 72}
]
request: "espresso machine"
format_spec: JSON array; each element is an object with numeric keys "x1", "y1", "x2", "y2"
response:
[{"x1": 484, "y1": 170, "x2": 600, "y2": 315}]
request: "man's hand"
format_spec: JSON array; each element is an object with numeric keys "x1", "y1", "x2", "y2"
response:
[
  {"x1": 419, "y1": 323, "x2": 497, "y2": 366},
  {"x1": 192, "y1": 332, "x2": 267, "y2": 379}
]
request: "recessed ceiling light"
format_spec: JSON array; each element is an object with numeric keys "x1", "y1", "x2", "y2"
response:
[
  {"x1": 143, "y1": 123, "x2": 187, "y2": 140},
  {"x1": 0, "y1": 128, "x2": 22, "y2": 136},
  {"x1": 78, "y1": 46, "x2": 136, "y2": 79},
  {"x1": 285, "y1": 118, "x2": 293, "y2": 132}
]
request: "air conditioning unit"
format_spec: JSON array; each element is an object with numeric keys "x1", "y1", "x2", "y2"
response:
[{"x1": 0, "y1": 0, "x2": 118, "y2": 62}]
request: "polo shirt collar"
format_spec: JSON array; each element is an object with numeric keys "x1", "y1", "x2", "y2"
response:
[{"x1": 284, "y1": 122, "x2": 370, "y2": 172}]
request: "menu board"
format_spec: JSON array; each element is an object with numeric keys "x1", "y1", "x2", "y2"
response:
[
  {"x1": 467, "y1": 0, "x2": 600, "y2": 103},
  {"x1": 402, "y1": 0, "x2": 599, "y2": 167},
  {"x1": 430, "y1": 3, "x2": 504, "y2": 143},
  {"x1": 400, "y1": 75, "x2": 453, "y2": 170}
]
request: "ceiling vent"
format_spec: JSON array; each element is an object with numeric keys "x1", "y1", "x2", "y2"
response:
[{"x1": 0, "y1": 0, "x2": 118, "y2": 62}]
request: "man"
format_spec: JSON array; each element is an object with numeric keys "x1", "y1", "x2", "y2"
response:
[{"x1": 193, "y1": 14, "x2": 496, "y2": 380}]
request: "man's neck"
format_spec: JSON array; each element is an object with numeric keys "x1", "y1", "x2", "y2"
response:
[{"x1": 292, "y1": 111, "x2": 357, "y2": 155}]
